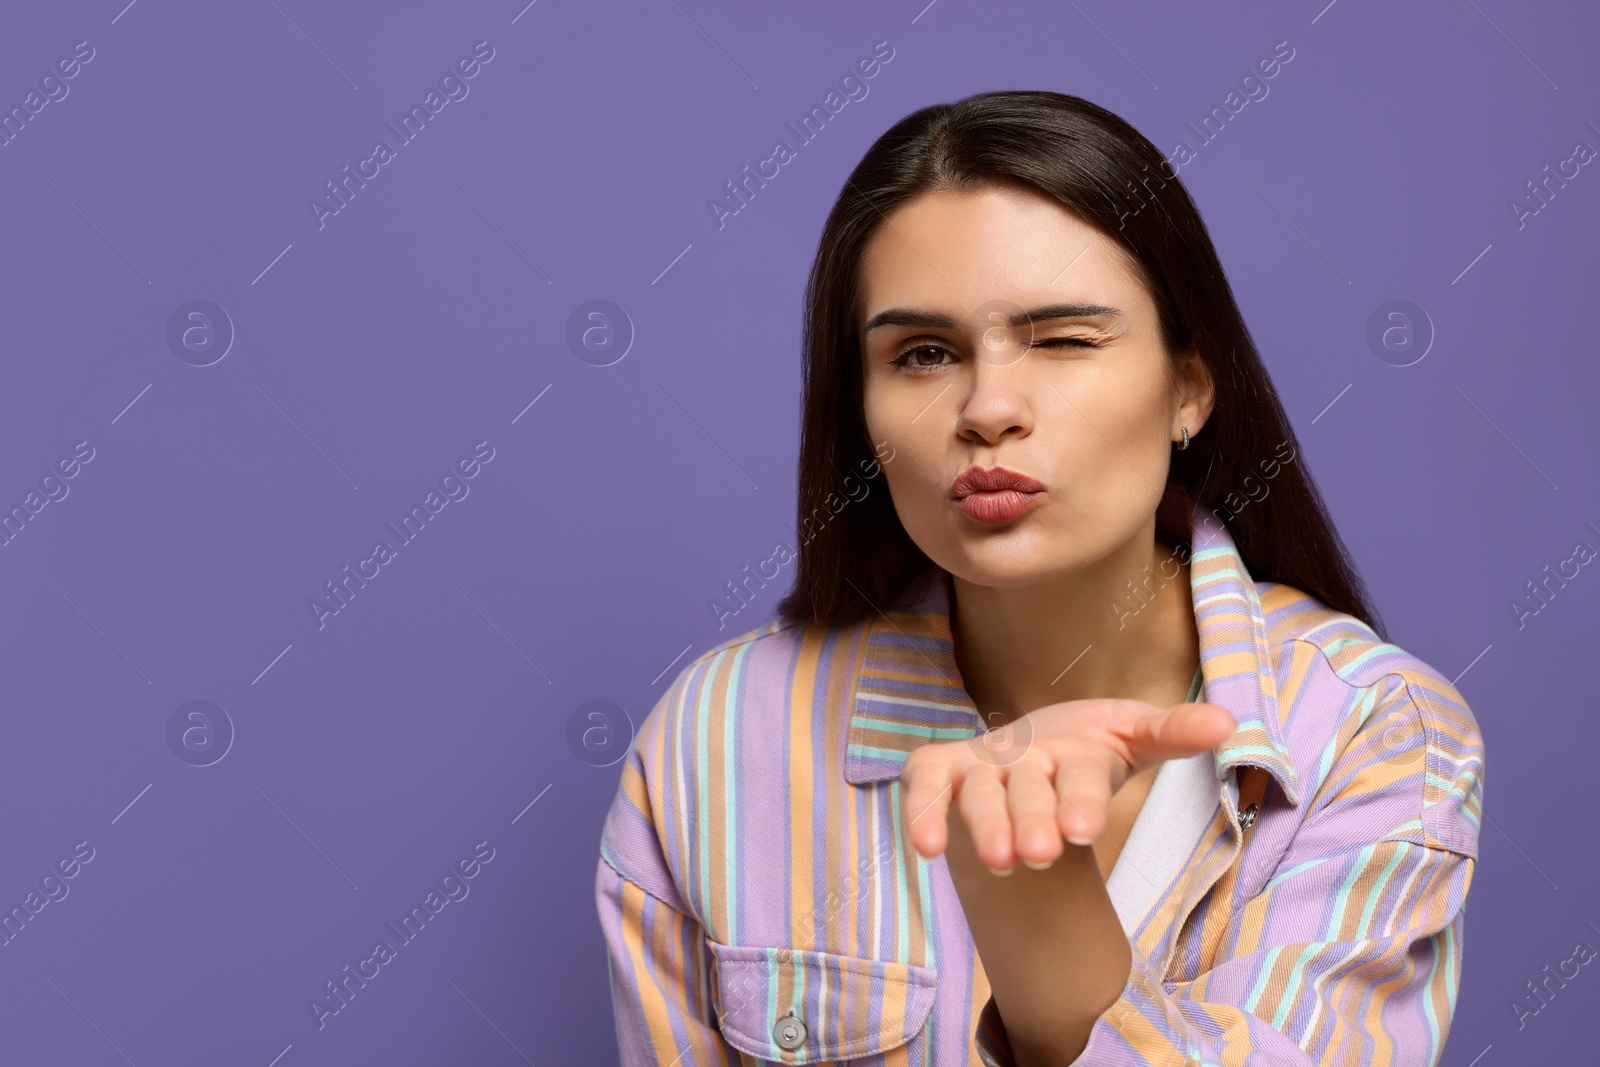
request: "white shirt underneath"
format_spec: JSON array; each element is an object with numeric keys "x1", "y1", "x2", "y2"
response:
[{"x1": 1105, "y1": 747, "x2": 1223, "y2": 937}]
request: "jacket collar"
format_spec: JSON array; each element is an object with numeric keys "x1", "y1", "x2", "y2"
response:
[{"x1": 843, "y1": 502, "x2": 1302, "y2": 806}]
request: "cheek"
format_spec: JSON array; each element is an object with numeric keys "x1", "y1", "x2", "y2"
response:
[
  {"x1": 873, "y1": 440, "x2": 956, "y2": 548},
  {"x1": 879, "y1": 448, "x2": 938, "y2": 513},
  {"x1": 1059, "y1": 369, "x2": 1169, "y2": 452},
  {"x1": 861, "y1": 377, "x2": 899, "y2": 440},
  {"x1": 863, "y1": 385, "x2": 942, "y2": 479},
  {"x1": 1039, "y1": 371, "x2": 1173, "y2": 524}
]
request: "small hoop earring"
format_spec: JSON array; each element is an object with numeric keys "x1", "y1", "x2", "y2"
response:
[{"x1": 1177, "y1": 426, "x2": 1190, "y2": 450}]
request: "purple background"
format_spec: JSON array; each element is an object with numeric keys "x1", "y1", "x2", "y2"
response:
[{"x1": 0, "y1": 0, "x2": 1595, "y2": 1063}]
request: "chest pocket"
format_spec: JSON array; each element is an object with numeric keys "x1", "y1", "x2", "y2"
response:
[{"x1": 707, "y1": 941, "x2": 939, "y2": 1064}]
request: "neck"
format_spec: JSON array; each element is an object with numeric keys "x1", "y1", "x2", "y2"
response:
[{"x1": 949, "y1": 524, "x2": 1200, "y2": 726}]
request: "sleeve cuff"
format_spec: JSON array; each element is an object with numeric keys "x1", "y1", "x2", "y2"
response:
[{"x1": 972, "y1": 949, "x2": 1195, "y2": 1067}]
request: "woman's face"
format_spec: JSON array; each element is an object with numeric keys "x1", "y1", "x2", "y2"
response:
[{"x1": 857, "y1": 181, "x2": 1212, "y2": 587}]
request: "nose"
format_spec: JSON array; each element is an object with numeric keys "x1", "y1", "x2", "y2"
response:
[{"x1": 955, "y1": 356, "x2": 1033, "y2": 446}]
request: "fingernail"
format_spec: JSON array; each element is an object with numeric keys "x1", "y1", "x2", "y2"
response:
[
  {"x1": 1022, "y1": 859, "x2": 1054, "y2": 870},
  {"x1": 1066, "y1": 836, "x2": 1093, "y2": 847},
  {"x1": 985, "y1": 865, "x2": 1013, "y2": 877}
]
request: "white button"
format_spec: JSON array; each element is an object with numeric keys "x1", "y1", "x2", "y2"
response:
[{"x1": 773, "y1": 1010, "x2": 807, "y2": 1050}]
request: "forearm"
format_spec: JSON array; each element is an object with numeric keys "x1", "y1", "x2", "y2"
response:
[{"x1": 943, "y1": 815, "x2": 1132, "y2": 1063}]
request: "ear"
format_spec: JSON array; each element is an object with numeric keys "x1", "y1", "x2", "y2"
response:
[{"x1": 1173, "y1": 348, "x2": 1215, "y2": 436}]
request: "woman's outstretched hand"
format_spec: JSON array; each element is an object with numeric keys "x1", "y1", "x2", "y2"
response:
[{"x1": 899, "y1": 697, "x2": 1238, "y2": 873}]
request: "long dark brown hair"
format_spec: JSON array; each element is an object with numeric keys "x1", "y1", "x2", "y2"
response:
[{"x1": 774, "y1": 90, "x2": 1384, "y2": 639}]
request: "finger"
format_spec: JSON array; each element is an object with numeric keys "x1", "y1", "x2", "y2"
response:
[
  {"x1": 1054, "y1": 757, "x2": 1113, "y2": 846},
  {"x1": 957, "y1": 762, "x2": 1016, "y2": 874},
  {"x1": 1119, "y1": 699, "x2": 1237, "y2": 772},
  {"x1": 901, "y1": 747, "x2": 960, "y2": 859},
  {"x1": 1006, "y1": 757, "x2": 1064, "y2": 869}
]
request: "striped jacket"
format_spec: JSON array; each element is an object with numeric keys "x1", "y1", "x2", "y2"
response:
[{"x1": 595, "y1": 507, "x2": 1485, "y2": 1065}]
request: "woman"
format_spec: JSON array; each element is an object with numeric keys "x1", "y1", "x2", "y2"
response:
[{"x1": 595, "y1": 91, "x2": 1483, "y2": 1066}]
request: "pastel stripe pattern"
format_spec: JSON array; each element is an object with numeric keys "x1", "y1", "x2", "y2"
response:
[{"x1": 595, "y1": 506, "x2": 1484, "y2": 1065}]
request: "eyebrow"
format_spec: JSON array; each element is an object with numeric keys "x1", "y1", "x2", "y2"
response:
[{"x1": 861, "y1": 302, "x2": 1124, "y2": 333}]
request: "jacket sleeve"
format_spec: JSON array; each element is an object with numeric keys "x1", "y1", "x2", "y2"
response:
[
  {"x1": 973, "y1": 845, "x2": 1472, "y2": 1066},
  {"x1": 973, "y1": 671, "x2": 1484, "y2": 1067},
  {"x1": 594, "y1": 665, "x2": 742, "y2": 1066}
]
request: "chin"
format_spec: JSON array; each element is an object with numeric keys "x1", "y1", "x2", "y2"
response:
[{"x1": 935, "y1": 532, "x2": 1070, "y2": 589}]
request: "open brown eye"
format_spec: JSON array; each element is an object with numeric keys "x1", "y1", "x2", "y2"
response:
[{"x1": 890, "y1": 344, "x2": 957, "y2": 369}]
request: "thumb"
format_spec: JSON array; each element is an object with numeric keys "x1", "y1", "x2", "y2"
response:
[{"x1": 1125, "y1": 701, "x2": 1238, "y2": 770}]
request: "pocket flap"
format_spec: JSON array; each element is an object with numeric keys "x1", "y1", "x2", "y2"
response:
[{"x1": 707, "y1": 941, "x2": 939, "y2": 1063}]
